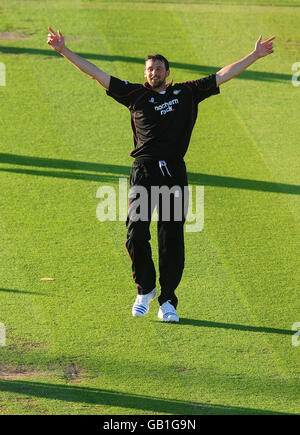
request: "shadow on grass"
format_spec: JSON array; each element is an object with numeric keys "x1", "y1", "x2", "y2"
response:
[
  {"x1": 0, "y1": 166, "x2": 124, "y2": 184},
  {"x1": 179, "y1": 318, "x2": 294, "y2": 336},
  {"x1": 187, "y1": 172, "x2": 300, "y2": 195},
  {"x1": 1, "y1": 153, "x2": 299, "y2": 195},
  {"x1": 0, "y1": 379, "x2": 288, "y2": 414},
  {"x1": 0, "y1": 288, "x2": 51, "y2": 297},
  {"x1": 0, "y1": 47, "x2": 291, "y2": 83},
  {"x1": 0, "y1": 153, "x2": 128, "y2": 175}
]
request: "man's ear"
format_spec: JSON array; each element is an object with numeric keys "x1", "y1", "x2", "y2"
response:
[{"x1": 166, "y1": 69, "x2": 170, "y2": 78}]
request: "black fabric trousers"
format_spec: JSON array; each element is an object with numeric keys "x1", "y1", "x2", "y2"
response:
[{"x1": 125, "y1": 158, "x2": 188, "y2": 308}]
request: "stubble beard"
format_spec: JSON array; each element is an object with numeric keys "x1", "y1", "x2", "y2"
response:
[{"x1": 150, "y1": 78, "x2": 165, "y2": 89}]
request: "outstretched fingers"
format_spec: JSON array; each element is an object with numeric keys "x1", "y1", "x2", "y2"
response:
[
  {"x1": 265, "y1": 40, "x2": 274, "y2": 51},
  {"x1": 264, "y1": 36, "x2": 276, "y2": 43},
  {"x1": 260, "y1": 36, "x2": 275, "y2": 54},
  {"x1": 255, "y1": 34, "x2": 275, "y2": 57},
  {"x1": 48, "y1": 27, "x2": 58, "y2": 37}
]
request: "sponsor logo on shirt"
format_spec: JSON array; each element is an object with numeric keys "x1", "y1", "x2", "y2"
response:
[{"x1": 154, "y1": 98, "x2": 179, "y2": 115}]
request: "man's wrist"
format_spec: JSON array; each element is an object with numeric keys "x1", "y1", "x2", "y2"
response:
[
  {"x1": 57, "y1": 45, "x2": 67, "y2": 55},
  {"x1": 251, "y1": 49, "x2": 260, "y2": 61}
]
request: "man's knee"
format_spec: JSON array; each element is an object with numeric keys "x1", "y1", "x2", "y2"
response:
[{"x1": 126, "y1": 220, "x2": 151, "y2": 245}]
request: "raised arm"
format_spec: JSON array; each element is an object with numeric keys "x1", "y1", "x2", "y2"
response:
[
  {"x1": 216, "y1": 35, "x2": 275, "y2": 86},
  {"x1": 47, "y1": 27, "x2": 111, "y2": 90}
]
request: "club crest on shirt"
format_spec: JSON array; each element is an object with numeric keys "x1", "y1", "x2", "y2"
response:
[
  {"x1": 173, "y1": 89, "x2": 181, "y2": 95},
  {"x1": 149, "y1": 97, "x2": 158, "y2": 104}
]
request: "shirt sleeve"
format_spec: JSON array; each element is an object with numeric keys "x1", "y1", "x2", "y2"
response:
[
  {"x1": 182, "y1": 73, "x2": 220, "y2": 103},
  {"x1": 106, "y1": 76, "x2": 142, "y2": 108}
]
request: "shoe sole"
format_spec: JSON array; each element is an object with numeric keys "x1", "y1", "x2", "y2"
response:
[
  {"x1": 162, "y1": 316, "x2": 179, "y2": 323},
  {"x1": 158, "y1": 310, "x2": 179, "y2": 323}
]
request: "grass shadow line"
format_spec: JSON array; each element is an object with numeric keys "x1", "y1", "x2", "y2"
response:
[
  {"x1": 1, "y1": 153, "x2": 299, "y2": 195},
  {"x1": 179, "y1": 318, "x2": 294, "y2": 336},
  {"x1": 0, "y1": 379, "x2": 289, "y2": 415},
  {"x1": 0, "y1": 47, "x2": 291, "y2": 83},
  {"x1": 0, "y1": 288, "x2": 51, "y2": 297},
  {"x1": 187, "y1": 172, "x2": 300, "y2": 195},
  {"x1": 0, "y1": 153, "x2": 130, "y2": 176},
  {"x1": 0, "y1": 166, "x2": 125, "y2": 184}
]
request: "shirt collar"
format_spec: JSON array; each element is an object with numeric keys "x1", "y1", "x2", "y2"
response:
[{"x1": 143, "y1": 79, "x2": 173, "y2": 92}]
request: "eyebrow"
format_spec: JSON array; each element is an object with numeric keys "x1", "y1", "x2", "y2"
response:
[{"x1": 147, "y1": 65, "x2": 163, "y2": 69}]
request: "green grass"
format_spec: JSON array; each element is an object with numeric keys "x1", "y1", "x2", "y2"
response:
[{"x1": 0, "y1": 0, "x2": 300, "y2": 415}]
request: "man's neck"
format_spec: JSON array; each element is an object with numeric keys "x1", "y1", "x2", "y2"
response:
[
  {"x1": 151, "y1": 83, "x2": 167, "y2": 93},
  {"x1": 144, "y1": 80, "x2": 173, "y2": 93}
]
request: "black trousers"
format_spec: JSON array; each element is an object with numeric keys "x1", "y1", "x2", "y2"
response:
[{"x1": 125, "y1": 158, "x2": 188, "y2": 308}]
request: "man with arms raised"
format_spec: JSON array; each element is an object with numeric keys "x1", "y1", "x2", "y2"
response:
[{"x1": 47, "y1": 28, "x2": 274, "y2": 323}]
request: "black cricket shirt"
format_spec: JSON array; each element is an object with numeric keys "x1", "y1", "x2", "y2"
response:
[{"x1": 106, "y1": 74, "x2": 220, "y2": 160}]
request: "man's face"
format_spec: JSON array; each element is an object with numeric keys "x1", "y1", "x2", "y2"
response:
[{"x1": 144, "y1": 59, "x2": 170, "y2": 89}]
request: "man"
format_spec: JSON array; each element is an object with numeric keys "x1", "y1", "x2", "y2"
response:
[{"x1": 47, "y1": 28, "x2": 274, "y2": 323}]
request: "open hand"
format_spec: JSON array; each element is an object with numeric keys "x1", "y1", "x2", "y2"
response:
[
  {"x1": 254, "y1": 35, "x2": 275, "y2": 58},
  {"x1": 47, "y1": 27, "x2": 65, "y2": 53}
]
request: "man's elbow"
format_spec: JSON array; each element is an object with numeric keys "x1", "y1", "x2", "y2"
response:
[
  {"x1": 96, "y1": 76, "x2": 111, "y2": 91},
  {"x1": 216, "y1": 72, "x2": 227, "y2": 86}
]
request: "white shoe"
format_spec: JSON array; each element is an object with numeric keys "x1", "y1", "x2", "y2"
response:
[
  {"x1": 132, "y1": 288, "x2": 156, "y2": 317},
  {"x1": 158, "y1": 301, "x2": 179, "y2": 323}
]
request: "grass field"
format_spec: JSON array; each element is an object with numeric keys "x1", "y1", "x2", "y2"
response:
[{"x1": 0, "y1": 0, "x2": 300, "y2": 415}]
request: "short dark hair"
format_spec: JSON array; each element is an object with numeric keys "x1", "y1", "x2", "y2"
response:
[{"x1": 145, "y1": 54, "x2": 169, "y2": 71}]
